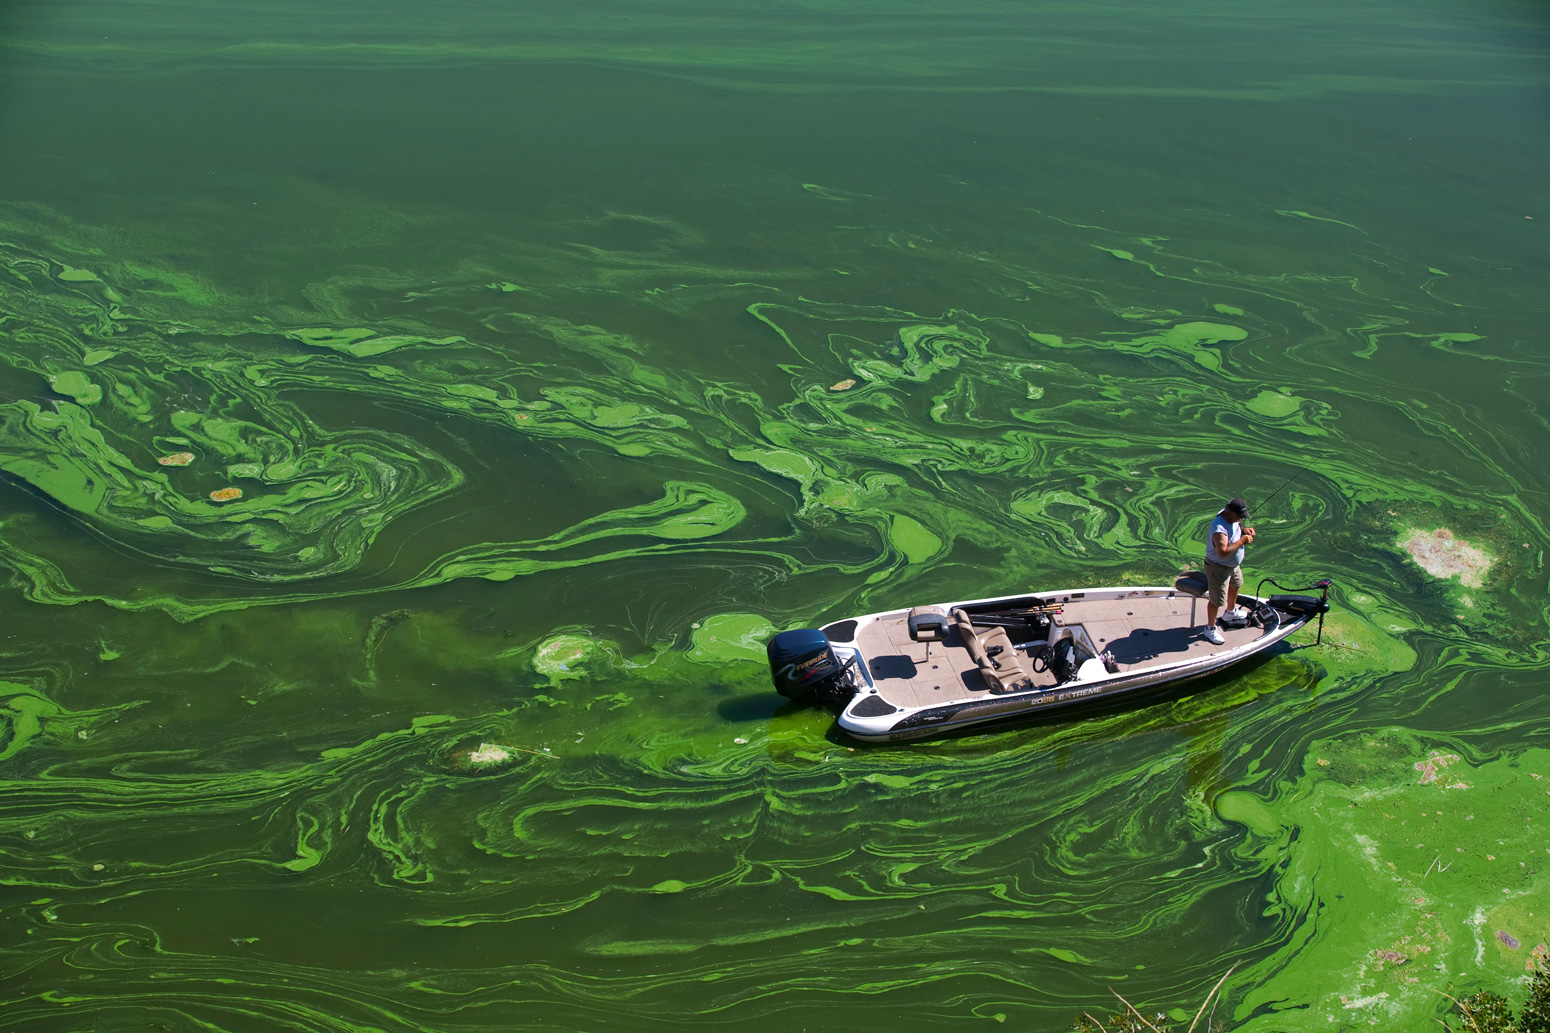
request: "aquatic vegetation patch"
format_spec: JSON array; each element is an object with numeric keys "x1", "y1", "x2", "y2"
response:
[
  {"x1": 1310, "y1": 600, "x2": 1418, "y2": 676},
  {"x1": 0, "y1": 680, "x2": 136, "y2": 762},
  {"x1": 532, "y1": 633, "x2": 597, "y2": 679},
  {"x1": 1443, "y1": 965, "x2": 1550, "y2": 1032},
  {"x1": 1245, "y1": 390, "x2": 1301, "y2": 419},
  {"x1": 686, "y1": 613, "x2": 776, "y2": 664},
  {"x1": 1224, "y1": 730, "x2": 1550, "y2": 1031},
  {"x1": 466, "y1": 742, "x2": 512, "y2": 765},
  {"x1": 1403, "y1": 527, "x2": 1494, "y2": 589}
]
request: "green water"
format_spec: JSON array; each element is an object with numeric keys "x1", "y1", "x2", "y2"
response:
[{"x1": 2, "y1": 1, "x2": 1548, "y2": 1028}]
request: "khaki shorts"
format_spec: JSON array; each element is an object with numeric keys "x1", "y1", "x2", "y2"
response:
[{"x1": 1205, "y1": 561, "x2": 1243, "y2": 608}]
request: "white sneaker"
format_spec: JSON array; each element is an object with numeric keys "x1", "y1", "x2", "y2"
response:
[{"x1": 1203, "y1": 625, "x2": 1226, "y2": 645}]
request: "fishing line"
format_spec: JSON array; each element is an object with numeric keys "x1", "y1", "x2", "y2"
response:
[{"x1": 1255, "y1": 463, "x2": 1310, "y2": 516}]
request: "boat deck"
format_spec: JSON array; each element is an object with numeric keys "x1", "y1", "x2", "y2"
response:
[{"x1": 857, "y1": 593, "x2": 1266, "y2": 710}]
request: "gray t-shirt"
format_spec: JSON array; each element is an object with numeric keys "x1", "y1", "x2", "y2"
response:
[{"x1": 1205, "y1": 514, "x2": 1243, "y2": 567}]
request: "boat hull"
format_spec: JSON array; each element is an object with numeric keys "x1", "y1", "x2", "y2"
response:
[{"x1": 824, "y1": 584, "x2": 1312, "y2": 742}]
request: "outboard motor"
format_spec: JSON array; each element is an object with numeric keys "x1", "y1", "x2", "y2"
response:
[{"x1": 767, "y1": 629, "x2": 857, "y2": 708}]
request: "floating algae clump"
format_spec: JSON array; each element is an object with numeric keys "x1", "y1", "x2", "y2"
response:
[
  {"x1": 49, "y1": 371, "x2": 102, "y2": 405},
  {"x1": 532, "y1": 634, "x2": 596, "y2": 679},
  {"x1": 1028, "y1": 320, "x2": 1247, "y2": 371},
  {"x1": 1311, "y1": 600, "x2": 1418, "y2": 675},
  {"x1": 439, "y1": 740, "x2": 554, "y2": 774},
  {"x1": 1401, "y1": 527, "x2": 1493, "y2": 588},
  {"x1": 1246, "y1": 390, "x2": 1302, "y2": 418},
  {"x1": 466, "y1": 743, "x2": 511, "y2": 765},
  {"x1": 686, "y1": 613, "x2": 775, "y2": 665},
  {"x1": 1223, "y1": 730, "x2": 1550, "y2": 1031},
  {"x1": 889, "y1": 513, "x2": 943, "y2": 564}
]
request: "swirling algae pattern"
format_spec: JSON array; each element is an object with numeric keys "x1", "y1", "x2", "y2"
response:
[
  {"x1": 2, "y1": 191, "x2": 1546, "y2": 1029},
  {"x1": 3, "y1": 2, "x2": 1550, "y2": 1027},
  {"x1": 3, "y1": 210, "x2": 1544, "y2": 626}
]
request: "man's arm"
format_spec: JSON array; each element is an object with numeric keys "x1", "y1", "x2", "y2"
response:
[{"x1": 1212, "y1": 527, "x2": 1255, "y2": 560}]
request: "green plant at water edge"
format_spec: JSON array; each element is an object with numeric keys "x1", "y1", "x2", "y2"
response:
[
  {"x1": 1075, "y1": 964, "x2": 1549, "y2": 1032},
  {"x1": 1443, "y1": 965, "x2": 1550, "y2": 1033},
  {"x1": 1072, "y1": 969, "x2": 1231, "y2": 1033},
  {"x1": 1526, "y1": 969, "x2": 1550, "y2": 1032}
]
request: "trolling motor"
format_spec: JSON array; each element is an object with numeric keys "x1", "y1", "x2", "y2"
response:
[
  {"x1": 1255, "y1": 577, "x2": 1333, "y2": 643},
  {"x1": 767, "y1": 629, "x2": 859, "y2": 708}
]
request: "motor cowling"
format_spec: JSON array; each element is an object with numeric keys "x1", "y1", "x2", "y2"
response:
[{"x1": 768, "y1": 629, "x2": 856, "y2": 707}]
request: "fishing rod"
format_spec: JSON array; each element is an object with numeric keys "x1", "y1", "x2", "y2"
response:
[
  {"x1": 1232, "y1": 462, "x2": 1305, "y2": 559},
  {"x1": 1245, "y1": 463, "x2": 1333, "y2": 643},
  {"x1": 1254, "y1": 463, "x2": 1310, "y2": 517}
]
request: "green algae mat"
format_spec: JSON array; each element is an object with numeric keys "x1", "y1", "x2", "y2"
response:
[{"x1": 2, "y1": 1, "x2": 1548, "y2": 1029}]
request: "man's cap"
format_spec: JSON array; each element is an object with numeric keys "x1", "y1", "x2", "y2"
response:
[{"x1": 1224, "y1": 498, "x2": 1249, "y2": 519}]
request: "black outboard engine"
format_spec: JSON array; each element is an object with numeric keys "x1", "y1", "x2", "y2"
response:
[{"x1": 767, "y1": 629, "x2": 857, "y2": 708}]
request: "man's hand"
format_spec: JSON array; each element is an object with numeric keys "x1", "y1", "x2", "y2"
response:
[{"x1": 1243, "y1": 526, "x2": 1256, "y2": 544}]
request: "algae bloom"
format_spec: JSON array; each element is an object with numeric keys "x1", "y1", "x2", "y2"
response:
[
  {"x1": 466, "y1": 743, "x2": 513, "y2": 766},
  {"x1": 533, "y1": 634, "x2": 596, "y2": 677},
  {"x1": 1401, "y1": 527, "x2": 1492, "y2": 588}
]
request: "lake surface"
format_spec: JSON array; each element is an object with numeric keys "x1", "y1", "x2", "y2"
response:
[{"x1": 1, "y1": 1, "x2": 1547, "y2": 1029}]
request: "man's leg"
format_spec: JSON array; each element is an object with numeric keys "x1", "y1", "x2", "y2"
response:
[
  {"x1": 1203, "y1": 564, "x2": 1228, "y2": 643},
  {"x1": 1224, "y1": 567, "x2": 1244, "y2": 614}
]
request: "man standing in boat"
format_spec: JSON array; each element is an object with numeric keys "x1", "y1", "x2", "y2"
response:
[{"x1": 1202, "y1": 498, "x2": 1254, "y2": 645}]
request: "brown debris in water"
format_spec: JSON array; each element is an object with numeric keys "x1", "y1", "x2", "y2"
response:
[
  {"x1": 1415, "y1": 751, "x2": 1461, "y2": 785},
  {"x1": 208, "y1": 487, "x2": 243, "y2": 502},
  {"x1": 157, "y1": 452, "x2": 194, "y2": 466},
  {"x1": 1400, "y1": 527, "x2": 1492, "y2": 589},
  {"x1": 829, "y1": 378, "x2": 857, "y2": 391}
]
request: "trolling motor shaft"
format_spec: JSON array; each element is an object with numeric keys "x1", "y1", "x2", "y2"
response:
[{"x1": 1254, "y1": 576, "x2": 1334, "y2": 643}]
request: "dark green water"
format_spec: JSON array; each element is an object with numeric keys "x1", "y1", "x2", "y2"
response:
[{"x1": 2, "y1": 2, "x2": 1548, "y2": 1029}]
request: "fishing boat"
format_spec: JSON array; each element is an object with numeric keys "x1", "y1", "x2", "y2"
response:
[{"x1": 766, "y1": 572, "x2": 1331, "y2": 742}]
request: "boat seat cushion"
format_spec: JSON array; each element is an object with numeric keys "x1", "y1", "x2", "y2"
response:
[
  {"x1": 951, "y1": 609, "x2": 1036, "y2": 693},
  {"x1": 908, "y1": 605, "x2": 950, "y2": 642},
  {"x1": 975, "y1": 627, "x2": 1036, "y2": 692},
  {"x1": 950, "y1": 607, "x2": 978, "y2": 643},
  {"x1": 1174, "y1": 570, "x2": 1208, "y2": 598}
]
